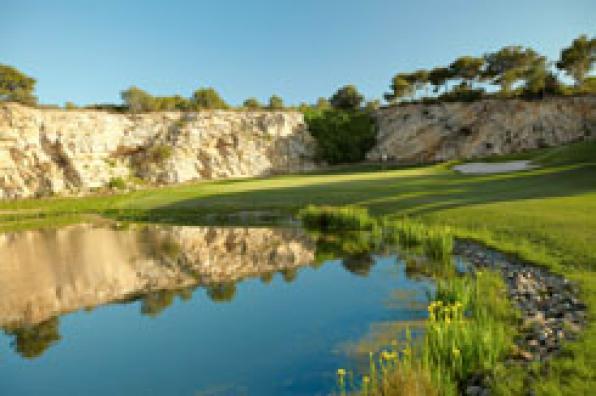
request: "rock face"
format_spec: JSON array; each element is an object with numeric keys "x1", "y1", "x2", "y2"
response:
[
  {"x1": 0, "y1": 103, "x2": 316, "y2": 199},
  {"x1": 367, "y1": 96, "x2": 596, "y2": 163},
  {"x1": 0, "y1": 224, "x2": 315, "y2": 327}
]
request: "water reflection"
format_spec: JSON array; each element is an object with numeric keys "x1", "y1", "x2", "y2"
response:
[
  {"x1": 0, "y1": 224, "x2": 322, "y2": 357},
  {"x1": 6, "y1": 317, "x2": 62, "y2": 359},
  {"x1": 0, "y1": 223, "x2": 434, "y2": 395},
  {"x1": 0, "y1": 224, "x2": 315, "y2": 328}
]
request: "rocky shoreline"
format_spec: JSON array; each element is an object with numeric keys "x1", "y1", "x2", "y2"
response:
[{"x1": 454, "y1": 240, "x2": 588, "y2": 396}]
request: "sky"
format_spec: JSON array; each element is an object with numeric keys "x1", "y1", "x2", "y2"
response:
[{"x1": 1, "y1": 0, "x2": 594, "y2": 106}]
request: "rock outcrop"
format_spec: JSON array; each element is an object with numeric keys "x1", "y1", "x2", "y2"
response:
[
  {"x1": 367, "y1": 96, "x2": 596, "y2": 163},
  {"x1": 0, "y1": 103, "x2": 316, "y2": 199},
  {"x1": 0, "y1": 224, "x2": 316, "y2": 327}
]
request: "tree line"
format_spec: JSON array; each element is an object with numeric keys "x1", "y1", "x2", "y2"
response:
[
  {"x1": 0, "y1": 34, "x2": 593, "y2": 111},
  {"x1": 385, "y1": 34, "x2": 595, "y2": 103},
  {"x1": 119, "y1": 86, "x2": 287, "y2": 112}
]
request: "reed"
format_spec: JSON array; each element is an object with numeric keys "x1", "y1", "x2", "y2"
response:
[
  {"x1": 298, "y1": 205, "x2": 377, "y2": 231},
  {"x1": 299, "y1": 206, "x2": 454, "y2": 261},
  {"x1": 340, "y1": 270, "x2": 517, "y2": 395}
]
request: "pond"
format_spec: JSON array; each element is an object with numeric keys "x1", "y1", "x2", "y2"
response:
[{"x1": 0, "y1": 223, "x2": 434, "y2": 395}]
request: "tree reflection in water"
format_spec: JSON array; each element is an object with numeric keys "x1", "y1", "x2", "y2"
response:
[
  {"x1": 342, "y1": 254, "x2": 375, "y2": 277},
  {"x1": 7, "y1": 318, "x2": 61, "y2": 359},
  {"x1": 0, "y1": 225, "x2": 421, "y2": 360},
  {"x1": 206, "y1": 282, "x2": 237, "y2": 303},
  {"x1": 141, "y1": 287, "x2": 196, "y2": 317}
]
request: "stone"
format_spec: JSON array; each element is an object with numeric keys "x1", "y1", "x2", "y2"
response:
[
  {"x1": 367, "y1": 97, "x2": 596, "y2": 163},
  {"x1": 466, "y1": 385, "x2": 483, "y2": 396},
  {"x1": 0, "y1": 103, "x2": 316, "y2": 198}
]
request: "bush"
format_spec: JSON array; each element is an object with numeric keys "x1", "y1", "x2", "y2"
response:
[
  {"x1": 438, "y1": 86, "x2": 485, "y2": 102},
  {"x1": 303, "y1": 108, "x2": 376, "y2": 164},
  {"x1": 107, "y1": 177, "x2": 127, "y2": 190},
  {"x1": 147, "y1": 144, "x2": 173, "y2": 164}
]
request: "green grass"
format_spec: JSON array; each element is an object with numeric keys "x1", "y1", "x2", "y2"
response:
[
  {"x1": 340, "y1": 270, "x2": 516, "y2": 396},
  {"x1": 1, "y1": 140, "x2": 596, "y2": 395}
]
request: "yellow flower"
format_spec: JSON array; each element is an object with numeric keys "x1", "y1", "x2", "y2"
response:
[
  {"x1": 363, "y1": 376, "x2": 370, "y2": 383},
  {"x1": 337, "y1": 368, "x2": 346, "y2": 377}
]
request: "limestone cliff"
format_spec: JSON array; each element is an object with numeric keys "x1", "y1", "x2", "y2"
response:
[
  {"x1": 0, "y1": 103, "x2": 316, "y2": 199},
  {"x1": 367, "y1": 96, "x2": 596, "y2": 163}
]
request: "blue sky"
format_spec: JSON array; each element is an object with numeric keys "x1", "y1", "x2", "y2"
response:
[{"x1": 1, "y1": 0, "x2": 594, "y2": 106}]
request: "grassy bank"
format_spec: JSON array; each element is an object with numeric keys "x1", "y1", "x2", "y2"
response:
[
  {"x1": 1, "y1": 141, "x2": 595, "y2": 394},
  {"x1": 299, "y1": 206, "x2": 516, "y2": 395}
]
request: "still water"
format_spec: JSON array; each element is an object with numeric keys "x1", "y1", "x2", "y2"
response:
[{"x1": 0, "y1": 223, "x2": 432, "y2": 395}]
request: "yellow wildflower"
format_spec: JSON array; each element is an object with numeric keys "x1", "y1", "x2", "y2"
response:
[{"x1": 337, "y1": 368, "x2": 346, "y2": 377}]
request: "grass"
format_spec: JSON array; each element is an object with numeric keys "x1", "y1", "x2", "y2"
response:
[
  {"x1": 298, "y1": 206, "x2": 453, "y2": 262},
  {"x1": 1, "y1": 140, "x2": 596, "y2": 394},
  {"x1": 299, "y1": 205, "x2": 377, "y2": 231},
  {"x1": 338, "y1": 270, "x2": 516, "y2": 396}
]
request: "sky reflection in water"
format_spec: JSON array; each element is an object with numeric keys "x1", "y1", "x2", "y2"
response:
[{"x1": 0, "y1": 223, "x2": 432, "y2": 395}]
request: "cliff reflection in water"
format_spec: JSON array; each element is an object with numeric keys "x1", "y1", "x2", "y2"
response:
[{"x1": 0, "y1": 224, "x2": 323, "y2": 355}]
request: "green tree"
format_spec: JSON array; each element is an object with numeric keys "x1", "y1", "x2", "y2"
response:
[
  {"x1": 329, "y1": 85, "x2": 364, "y2": 111},
  {"x1": 365, "y1": 99, "x2": 380, "y2": 112},
  {"x1": 297, "y1": 102, "x2": 311, "y2": 112},
  {"x1": 384, "y1": 73, "x2": 414, "y2": 103},
  {"x1": 581, "y1": 76, "x2": 596, "y2": 94},
  {"x1": 191, "y1": 87, "x2": 228, "y2": 109},
  {"x1": 556, "y1": 34, "x2": 596, "y2": 87},
  {"x1": 0, "y1": 64, "x2": 37, "y2": 105},
  {"x1": 315, "y1": 97, "x2": 331, "y2": 110},
  {"x1": 522, "y1": 58, "x2": 549, "y2": 97},
  {"x1": 428, "y1": 67, "x2": 452, "y2": 94},
  {"x1": 243, "y1": 97, "x2": 262, "y2": 109},
  {"x1": 121, "y1": 86, "x2": 156, "y2": 112},
  {"x1": 484, "y1": 46, "x2": 542, "y2": 94},
  {"x1": 268, "y1": 95, "x2": 284, "y2": 110},
  {"x1": 64, "y1": 101, "x2": 77, "y2": 110},
  {"x1": 409, "y1": 69, "x2": 430, "y2": 96},
  {"x1": 449, "y1": 56, "x2": 485, "y2": 88},
  {"x1": 154, "y1": 95, "x2": 192, "y2": 111}
]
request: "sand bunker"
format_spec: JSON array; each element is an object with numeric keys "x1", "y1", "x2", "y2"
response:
[{"x1": 452, "y1": 160, "x2": 537, "y2": 174}]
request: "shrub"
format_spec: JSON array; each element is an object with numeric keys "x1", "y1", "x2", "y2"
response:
[
  {"x1": 147, "y1": 144, "x2": 173, "y2": 164},
  {"x1": 303, "y1": 108, "x2": 376, "y2": 164},
  {"x1": 107, "y1": 177, "x2": 127, "y2": 190},
  {"x1": 438, "y1": 85, "x2": 485, "y2": 102}
]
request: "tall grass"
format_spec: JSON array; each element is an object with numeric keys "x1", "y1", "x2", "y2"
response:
[
  {"x1": 299, "y1": 206, "x2": 454, "y2": 262},
  {"x1": 382, "y1": 219, "x2": 453, "y2": 262},
  {"x1": 299, "y1": 205, "x2": 377, "y2": 231},
  {"x1": 338, "y1": 270, "x2": 517, "y2": 395}
]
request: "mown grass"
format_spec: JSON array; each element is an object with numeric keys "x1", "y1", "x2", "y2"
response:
[{"x1": 1, "y1": 140, "x2": 595, "y2": 394}]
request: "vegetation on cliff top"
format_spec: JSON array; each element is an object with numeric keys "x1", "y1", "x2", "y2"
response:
[{"x1": 1, "y1": 34, "x2": 593, "y2": 112}]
